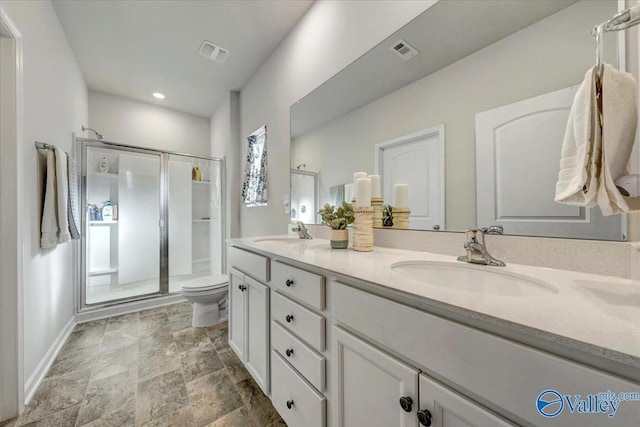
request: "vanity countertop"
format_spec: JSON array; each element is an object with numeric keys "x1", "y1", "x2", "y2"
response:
[{"x1": 228, "y1": 236, "x2": 640, "y2": 380}]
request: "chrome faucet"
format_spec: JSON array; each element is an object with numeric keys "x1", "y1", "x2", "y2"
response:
[
  {"x1": 291, "y1": 221, "x2": 313, "y2": 239},
  {"x1": 457, "y1": 226, "x2": 505, "y2": 267}
]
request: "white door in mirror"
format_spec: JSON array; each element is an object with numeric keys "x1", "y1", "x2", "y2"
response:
[
  {"x1": 375, "y1": 126, "x2": 445, "y2": 230},
  {"x1": 475, "y1": 86, "x2": 624, "y2": 240}
]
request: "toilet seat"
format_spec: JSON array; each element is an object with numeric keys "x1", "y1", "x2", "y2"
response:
[{"x1": 182, "y1": 274, "x2": 228, "y2": 293}]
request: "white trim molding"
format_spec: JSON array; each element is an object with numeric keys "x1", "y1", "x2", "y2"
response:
[
  {"x1": 24, "y1": 317, "x2": 76, "y2": 405},
  {"x1": 0, "y1": 4, "x2": 24, "y2": 420}
]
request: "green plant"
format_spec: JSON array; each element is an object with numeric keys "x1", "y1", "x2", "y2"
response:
[
  {"x1": 318, "y1": 202, "x2": 354, "y2": 230},
  {"x1": 382, "y1": 204, "x2": 394, "y2": 227}
]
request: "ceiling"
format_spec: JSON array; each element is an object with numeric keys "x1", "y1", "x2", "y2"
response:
[
  {"x1": 291, "y1": 0, "x2": 577, "y2": 137},
  {"x1": 53, "y1": 0, "x2": 314, "y2": 118}
]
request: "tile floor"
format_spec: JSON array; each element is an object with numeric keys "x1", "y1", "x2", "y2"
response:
[{"x1": 8, "y1": 302, "x2": 287, "y2": 427}]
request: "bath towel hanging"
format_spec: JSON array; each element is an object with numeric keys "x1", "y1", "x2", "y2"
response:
[
  {"x1": 597, "y1": 63, "x2": 639, "y2": 215},
  {"x1": 40, "y1": 147, "x2": 59, "y2": 248},
  {"x1": 554, "y1": 66, "x2": 601, "y2": 206},
  {"x1": 55, "y1": 146, "x2": 71, "y2": 243}
]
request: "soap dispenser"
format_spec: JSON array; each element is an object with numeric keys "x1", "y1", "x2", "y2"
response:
[{"x1": 102, "y1": 201, "x2": 113, "y2": 221}]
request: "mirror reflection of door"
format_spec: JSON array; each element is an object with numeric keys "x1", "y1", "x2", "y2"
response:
[
  {"x1": 475, "y1": 86, "x2": 624, "y2": 241},
  {"x1": 375, "y1": 126, "x2": 445, "y2": 230}
]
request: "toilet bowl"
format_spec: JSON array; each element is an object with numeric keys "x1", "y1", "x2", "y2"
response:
[{"x1": 181, "y1": 274, "x2": 228, "y2": 327}]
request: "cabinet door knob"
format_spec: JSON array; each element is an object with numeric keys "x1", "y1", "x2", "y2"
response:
[
  {"x1": 238, "y1": 284, "x2": 246, "y2": 291},
  {"x1": 417, "y1": 409, "x2": 432, "y2": 426},
  {"x1": 285, "y1": 348, "x2": 294, "y2": 357},
  {"x1": 286, "y1": 400, "x2": 294, "y2": 409},
  {"x1": 285, "y1": 279, "x2": 294, "y2": 287},
  {"x1": 399, "y1": 396, "x2": 413, "y2": 412},
  {"x1": 285, "y1": 314, "x2": 294, "y2": 323}
]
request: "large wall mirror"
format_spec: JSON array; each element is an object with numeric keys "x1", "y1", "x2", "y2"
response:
[{"x1": 290, "y1": 0, "x2": 632, "y2": 241}]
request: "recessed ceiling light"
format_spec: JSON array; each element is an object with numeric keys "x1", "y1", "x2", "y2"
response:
[{"x1": 153, "y1": 92, "x2": 165, "y2": 99}]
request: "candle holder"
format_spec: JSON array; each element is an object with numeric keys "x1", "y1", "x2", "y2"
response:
[
  {"x1": 353, "y1": 207, "x2": 374, "y2": 252},
  {"x1": 391, "y1": 208, "x2": 410, "y2": 230},
  {"x1": 371, "y1": 198, "x2": 384, "y2": 228}
]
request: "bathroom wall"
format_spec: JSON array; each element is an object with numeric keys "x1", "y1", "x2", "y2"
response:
[
  {"x1": 88, "y1": 90, "x2": 210, "y2": 156},
  {"x1": 292, "y1": 0, "x2": 616, "y2": 232},
  {"x1": 236, "y1": 0, "x2": 435, "y2": 237},
  {"x1": 210, "y1": 91, "x2": 241, "y2": 242},
  {"x1": 1, "y1": 0, "x2": 88, "y2": 395}
]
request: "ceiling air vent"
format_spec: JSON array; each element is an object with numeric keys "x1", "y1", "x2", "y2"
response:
[
  {"x1": 389, "y1": 39, "x2": 419, "y2": 61},
  {"x1": 199, "y1": 40, "x2": 229, "y2": 63}
]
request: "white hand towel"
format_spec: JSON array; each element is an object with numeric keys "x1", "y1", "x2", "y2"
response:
[
  {"x1": 555, "y1": 66, "x2": 601, "y2": 206},
  {"x1": 55, "y1": 147, "x2": 71, "y2": 243},
  {"x1": 40, "y1": 148, "x2": 58, "y2": 248},
  {"x1": 597, "y1": 63, "x2": 640, "y2": 215}
]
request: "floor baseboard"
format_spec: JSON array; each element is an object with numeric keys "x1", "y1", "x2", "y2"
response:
[{"x1": 24, "y1": 316, "x2": 76, "y2": 405}]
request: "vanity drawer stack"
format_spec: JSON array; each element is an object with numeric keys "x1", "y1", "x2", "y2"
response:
[{"x1": 270, "y1": 261, "x2": 327, "y2": 427}]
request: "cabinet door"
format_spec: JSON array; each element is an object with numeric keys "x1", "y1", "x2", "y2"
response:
[
  {"x1": 246, "y1": 276, "x2": 270, "y2": 394},
  {"x1": 333, "y1": 326, "x2": 419, "y2": 427},
  {"x1": 228, "y1": 268, "x2": 246, "y2": 361},
  {"x1": 418, "y1": 374, "x2": 513, "y2": 427}
]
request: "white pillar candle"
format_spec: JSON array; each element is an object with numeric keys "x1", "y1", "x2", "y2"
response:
[
  {"x1": 355, "y1": 178, "x2": 372, "y2": 208},
  {"x1": 369, "y1": 174, "x2": 381, "y2": 198},
  {"x1": 344, "y1": 183, "x2": 353, "y2": 204},
  {"x1": 394, "y1": 184, "x2": 409, "y2": 208},
  {"x1": 352, "y1": 172, "x2": 367, "y2": 203}
]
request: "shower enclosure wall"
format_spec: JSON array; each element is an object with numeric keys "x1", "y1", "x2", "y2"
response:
[{"x1": 78, "y1": 138, "x2": 224, "y2": 310}]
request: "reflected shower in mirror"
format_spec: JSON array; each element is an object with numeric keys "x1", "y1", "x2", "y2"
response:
[{"x1": 290, "y1": 0, "x2": 629, "y2": 240}]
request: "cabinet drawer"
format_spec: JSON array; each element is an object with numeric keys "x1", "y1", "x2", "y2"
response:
[
  {"x1": 228, "y1": 246, "x2": 269, "y2": 282},
  {"x1": 272, "y1": 292, "x2": 325, "y2": 351},
  {"x1": 271, "y1": 261, "x2": 325, "y2": 310},
  {"x1": 272, "y1": 350, "x2": 326, "y2": 427},
  {"x1": 272, "y1": 320, "x2": 325, "y2": 391},
  {"x1": 332, "y1": 282, "x2": 640, "y2": 427}
]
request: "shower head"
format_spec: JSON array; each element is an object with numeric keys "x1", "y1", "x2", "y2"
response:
[
  {"x1": 296, "y1": 164, "x2": 306, "y2": 170},
  {"x1": 82, "y1": 125, "x2": 104, "y2": 140}
]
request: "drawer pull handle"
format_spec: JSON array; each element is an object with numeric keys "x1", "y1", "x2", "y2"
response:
[
  {"x1": 417, "y1": 409, "x2": 432, "y2": 426},
  {"x1": 238, "y1": 284, "x2": 247, "y2": 292},
  {"x1": 399, "y1": 396, "x2": 413, "y2": 412},
  {"x1": 285, "y1": 279, "x2": 294, "y2": 287},
  {"x1": 285, "y1": 314, "x2": 294, "y2": 323},
  {"x1": 285, "y1": 348, "x2": 294, "y2": 357},
  {"x1": 286, "y1": 400, "x2": 294, "y2": 410}
]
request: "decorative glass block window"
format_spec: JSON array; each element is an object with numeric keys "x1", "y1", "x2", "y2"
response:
[{"x1": 242, "y1": 125, "x2": 268, "y2": 207}]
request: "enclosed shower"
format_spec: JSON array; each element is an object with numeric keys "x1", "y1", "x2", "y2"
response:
[{"x1": 78, "y1": 138, "x2": 224, "y2": 310}]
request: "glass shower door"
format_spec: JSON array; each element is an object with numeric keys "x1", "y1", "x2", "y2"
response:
[
  {"x1": 83, "y1": 144, "x2": 163, "y2": 305},
  {"x1": 167, "y1": 154, "x2": 223, "y2": 292}
]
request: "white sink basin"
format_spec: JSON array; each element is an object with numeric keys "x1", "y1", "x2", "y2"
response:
[{"x1": 391, "y1": 261, "x2": 558, "y2": 297}]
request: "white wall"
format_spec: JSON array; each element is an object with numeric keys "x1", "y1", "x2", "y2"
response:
[
  {"x1": 88, "y1": 90, "x2": 210, "y2": 156},
  {"x1": 1, "y1": 0, "x2": 88, "y2": 394},
  {"x1": 292, "y1": 0, "x2": 616, "y2": 231},
  {"x1": 236, "y1": 0, "x2": 434, "y2": 237},
  {"x1": 210, "y1": 91, "x2": 241, "y2": 243}
]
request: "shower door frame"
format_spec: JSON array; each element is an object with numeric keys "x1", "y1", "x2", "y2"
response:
[
  {"x1": 76, "y1": 137, "x2": 225, "y2": 313},
  {"x1": 290, "y1": 169, "x2": 320, "y2": 224}
]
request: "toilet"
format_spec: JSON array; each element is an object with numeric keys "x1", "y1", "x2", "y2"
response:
[{"x1": 181, "y1": 274, "x2": 229, "y2": 327}]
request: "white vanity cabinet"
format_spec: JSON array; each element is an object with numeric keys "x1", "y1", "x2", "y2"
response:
[
  {"x1": 227, "y1": 241, "x2": 640, "y2": 427},
  {"x1": 269, "y1": 261, "x2": 328, "y2": 427},
  {"x1": 332, "y1": 326, "x2": 419, "y2": 427},
  {"x1": 227, "y1": 247, "x2": 271, "y2": 394}
]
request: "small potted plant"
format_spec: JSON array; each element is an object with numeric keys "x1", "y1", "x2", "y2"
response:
[{"x1": 318, "y1": 202, "x2": 354, "y2": 249}]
